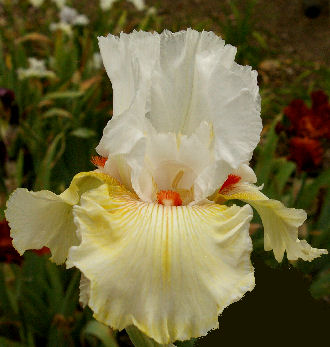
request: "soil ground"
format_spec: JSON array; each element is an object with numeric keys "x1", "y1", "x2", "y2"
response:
[{"x1": 148, "y1": 0, "x2": 330, "y2": 65}]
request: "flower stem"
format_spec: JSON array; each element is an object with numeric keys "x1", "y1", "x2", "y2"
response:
[
  {"x1": 125, "y1": 326, "x2": 175, "y2": 347},
  {"x1": 293, "y1": 172, "x2": 307, "y2": 207}
]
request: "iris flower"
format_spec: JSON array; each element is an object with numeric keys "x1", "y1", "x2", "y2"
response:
[
  {"x1": 29, "y1": 0, "x2": 44, "y2": 7},
  {"x1": 5, "y1": 30, "x2": 327, "y2": 344},
  {"x1": 17, "y1": 58, "x2": 56, "y2": 80},
  {"x1": 52, "y1": 0, "x2": 66, "y2": 9},
  {"x1": 277, "y1": 90, "x2": 330, "y2": 171},
  {"x1": 100, "y1": 0, "x2": 146, "y2": 11},
  {"x1": 50, "y1": 5, "x2": 89, "y2": 36}
]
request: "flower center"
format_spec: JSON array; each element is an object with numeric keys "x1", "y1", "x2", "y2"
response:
[{"x1": 157, "y1": 190, "x2": 182, "y2": 206}]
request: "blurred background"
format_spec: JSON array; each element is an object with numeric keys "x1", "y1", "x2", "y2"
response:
[{"x1": 0, "y1": 0, "x2": 329, "y2": 346}]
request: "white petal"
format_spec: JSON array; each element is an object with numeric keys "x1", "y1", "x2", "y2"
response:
[
  {"x1": 100, "y1": 0, "x2": 117, "y2": 11},
  {"x1": 129, "y1": 0, "x2": 145, "y2": 11},
  {"x1": 218, "y1": 183, "x2": 328, "y2": 262},
  {"x1": 143, "y1": 128, "x2": 212, "y2": 200},
  {"x1": 96, "y1": 30, "x2": 262, "y2": 203},
  {"x1": 148, "y1": 30, "x2": 220, "y2": 133},
  {"x1": 103, "y1": 155, "x2": 134, "y2": 193},
  {"x1": 95, "y1": 92, "x2": 149, "y2": 201},
  {"x1": 212, "y1": 90, "x2": 261, "y2": 166},
  {"x1": 233, "y1": 164, "x2": 257, "y2": 184},
  {"x1": 68, "y1": 181, "x2": 254, "y2": 344},
  {"x1": 148, "y1": 30, "x2": 261, "y2": 167},
  {"x1": 95, "y1": 103, "x2": 146, "y2": 158},
  {"x1": 129, "y1": 122, "x2": 225, "y2": 203},
  {"x1": 98, "y1": 31, "x2": 159, "y2": 118}
]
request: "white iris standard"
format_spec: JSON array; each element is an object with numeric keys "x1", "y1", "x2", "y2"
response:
[{"x1": 5, "y1": 29, "x2": 327, "y2": 345}]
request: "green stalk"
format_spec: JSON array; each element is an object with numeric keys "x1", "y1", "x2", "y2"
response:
[
  {"x1": 125, "y1": 326, "x2": 175, "y2": 347},
  {"x1": 293, "y1": 172, "x2": 307, "y2": 207}
]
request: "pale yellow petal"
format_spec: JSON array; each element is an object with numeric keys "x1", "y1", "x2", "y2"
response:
[
  {"x1": 5, "y1": 171, "x2": 119, "y2": 264},
  {"x1": 79, "y1": 273, "x2": 91, "y2": 308},
  {"x1": 60, "y1": 171, "x2": 125, "y2": 205},
  {"x1": 5, "y1": 188, "x2": 77, "y2": 264},
  {"x1": 68, "y1": 181, "x2": 254, "y2": 344},
  {"x1": 217, "y1": 183, "x2": 328, "y2": 262}
]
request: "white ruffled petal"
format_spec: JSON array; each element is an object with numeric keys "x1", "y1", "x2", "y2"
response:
[
  {"x1": 212, "y1": 90, "x2": 261, "y2": 166},
  {"x1": 96, "y1": 30, "x2": 261, "y2": 203},
  {"x1": 68, "y1": 181, "x2": 254, "y2": 344},
  {"x1": 148, "y1": 30, "x2": 261, "y2": 169},
  {"x1": 218, "y1": 183, "x2": 328, "y2": 262},
  {"x1": 148, "y1": 30, "x2": 227, "y2": 133},
  {"x1": 98, "y1": 31, "x2": 159, "y2": 118}
]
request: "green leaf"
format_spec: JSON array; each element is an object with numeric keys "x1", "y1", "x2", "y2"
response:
[
  {"x1": 255, "y1": 120, "x2": 278, "y2": 190},
  {"x1": 43, "y1": 91, "x2": 84, "y2": 100},
  {"x1": 272, "y1": 159, "x2": 296, "y2": 197},
  {"x1": 115, "y1": 10, "x2": 127, "y2": 32},
  {"x1": 175, "y1": 339, "x2": 196, "y2": 347},
  {"x1": 0, "y1": 336, "x2": 26, "y2": 347},
  {"x1": 316, "y1": 187, "x2": 330, "y2": 232},
  {"x1": 15, "y1": 148, "x2": 24, "y2": 188},
  {"x1": 252, "y1": 31, "x2": 268, "y2": 50},
  {"x1": 43, "y1": 108, "x2": 72, "y2": 119},
  {"x1": 2, "y1": 264, "x2": 20, "y2": 314},
  {"x1": 297, "y1": 169, "x2": 330, "y2": 209},
  {"x1": 34, "y1": 132, "x2": 66, "y2": 190},
  {"x1": 59, "y1": 270, "x2": 80, "y2": 316},
  {"x1": 26, "y1": 329, "x2": 36, "y2": 347},
  {"x1": 126, "y1": 326, "x2": 174, "y2": 347},
  {"x1": 71, "y1": 127, "x2": 96, "y2": 139},
  {"x1": 82, "y1": 320, "x2": 119, "y2": 347},
  {"x1": 310, "y1": 268, "x2": 330, "y2": 299},
  {"x1": 0, "y1": 265, "x2": 12, "y2": 313},
  {"x1": 45, "y1": 261, "x2": 64, "y2": 300}
]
